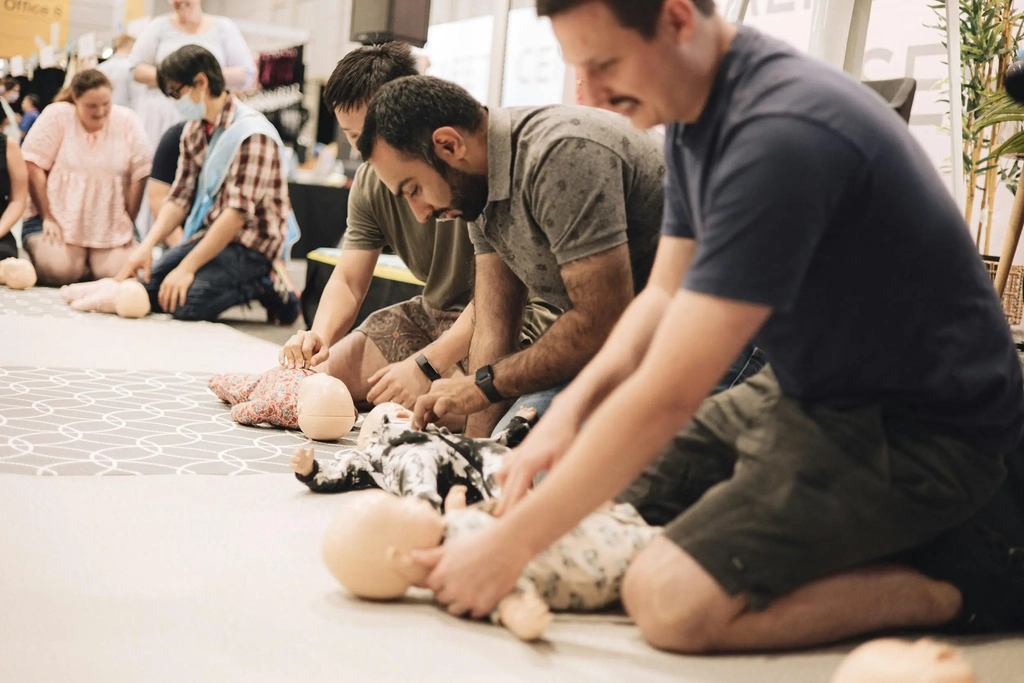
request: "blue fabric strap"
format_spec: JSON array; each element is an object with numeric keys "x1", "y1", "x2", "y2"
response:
[{"x1": 181, "y1": 101, "x2": 300, "y2": 259}]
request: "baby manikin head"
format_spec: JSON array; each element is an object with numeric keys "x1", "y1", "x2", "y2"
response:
[
  {"x1": 115, "y1": 279, "x2": 151, "y2": 318},
  {"x1": 357, "y1": 402, "x2": 413, "y2": 450},
  {"x1": 0, "y1": 258, "x2": 37, "y2": 290},
  {"x1": 831, "y1": 638, "x2": 977, "y2": 683},
  {"x1": 297, "y1": 373, "x2": 358, "y2": 441},
  {"x1": 322, "y1": 489, "x2": 444, "y2": 600}
]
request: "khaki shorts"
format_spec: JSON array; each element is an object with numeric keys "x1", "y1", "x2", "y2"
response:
[
  {"x1": 356, "y1": 296, "x2": 555, "y2": 370},
  {"x1": 617, "y1": 367, "x2": 1007, "y2": 608}
]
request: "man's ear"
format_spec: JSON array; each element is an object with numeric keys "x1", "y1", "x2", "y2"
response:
[
  {"x1": 432, "y1": 126, "x2": 467, "y2": 165},
  {"x1": 663, "y1": 0, "x2": 699, "y2": 42}
]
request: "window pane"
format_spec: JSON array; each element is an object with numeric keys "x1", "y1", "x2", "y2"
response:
[
  {"x1": 429, "y1": 0, "x2": 496, "y2": 23},
  {"x1": 423, "y1": 0, "x2": 497, "y2": 103},
  {"x1": 501, "y1": 6, "x2": 567, "y2": 106},
  {"x1": 740, "y1": 0, "x2": 815, "y2": 52}
]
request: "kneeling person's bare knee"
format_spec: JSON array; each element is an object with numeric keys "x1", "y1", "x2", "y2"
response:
[
  {"x1": 623, "y1": 537, "x2": 740, "y2": 654},
  {"x1": 35, "y1": 258, "x2": 86, "y2": 286},
  {"x1": 26, "y1": 241, "x2": 87, "y2": 286},
  {"x1": 321, "y1": 333, "x2": 385, "y2": 401}
]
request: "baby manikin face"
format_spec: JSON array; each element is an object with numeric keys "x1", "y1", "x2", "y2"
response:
[
  {"x1": 357, "y1": 402, "x2": 414, "y2": 450},
  {"x1": 322, "y1": 489, "x2": 444, "y2": 600}
]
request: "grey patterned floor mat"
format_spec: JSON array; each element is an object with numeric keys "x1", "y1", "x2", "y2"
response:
[{"x1": 0, "y1": 367, "x2": 360, "y2": 476}]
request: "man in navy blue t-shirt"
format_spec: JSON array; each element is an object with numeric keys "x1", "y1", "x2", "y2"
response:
[{"x1": 405, "y1": 0, "x2": 1024, "y2": 652}]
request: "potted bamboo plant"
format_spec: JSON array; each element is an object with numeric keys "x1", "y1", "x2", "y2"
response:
[{"x1": 932, "y1": 0, "x2": 1024, "y2": 253}]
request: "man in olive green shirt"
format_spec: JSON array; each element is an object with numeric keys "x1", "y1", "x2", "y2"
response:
[{"x1": 280, "y1": 43, "x2": 555, "y2": 408}]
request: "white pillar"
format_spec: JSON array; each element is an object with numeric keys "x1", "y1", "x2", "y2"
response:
[
  {"x1": 723, "y1": 0, "x2": 751, "y2": 23},
  {"x1": 809, "y1": 0, "x2": 858, "y2": 70},
  {"x1": 946, "y1": 0, "x2": 965, "y2": 210},
  {"x1": 842, "y1": 0, "x2": 874, "y2": 78},
  {"x1": 487, "y1": 0, "x2": 512, "y2": 109}
]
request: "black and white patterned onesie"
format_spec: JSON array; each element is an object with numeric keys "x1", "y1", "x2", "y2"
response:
[{"x1": 294, "y1": 413, "x2": 533, "y2": 511}]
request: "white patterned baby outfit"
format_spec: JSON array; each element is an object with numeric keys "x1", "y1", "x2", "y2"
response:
[{"x1": 445, "y1": 503, "x2": 661, "y2": 613}]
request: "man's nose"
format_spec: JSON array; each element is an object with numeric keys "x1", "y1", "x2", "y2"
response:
[{"x1": 407, "y1": 196, "x2": 434, "y2": 223}]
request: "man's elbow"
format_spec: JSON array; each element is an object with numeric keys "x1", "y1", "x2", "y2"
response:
[
  {"x1": 579, "y1": 290, "x2": 632, "y2": 344},
  {"x1": 634, "y1": 367, "x2": 706, "y2": 423}
]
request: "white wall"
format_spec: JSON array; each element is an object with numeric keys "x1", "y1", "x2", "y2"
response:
[
  {"x1": 211, "y1": 0, "x2": 359, "y2": 149},
  {"x1": 743, "y1": 0, "x2": 1023, "y2": 261},
  {"x1": 216, "y1": 0, "x2": 358, "y2": 80},
  {"x1": 67, "y1": 0, "x2": 129, "y2": 45}
]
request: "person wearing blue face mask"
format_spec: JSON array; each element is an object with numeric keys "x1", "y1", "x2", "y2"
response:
[{"x1": 115, "y1": 44, "x2": 300, "y2": 323}]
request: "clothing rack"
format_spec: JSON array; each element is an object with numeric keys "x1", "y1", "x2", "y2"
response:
[
  {"x1": 240, "y1": 83, "x2": 303, "y2": 113},
  {"x1": 241, "y1": 40, "x2": 308, "y2": 150}
]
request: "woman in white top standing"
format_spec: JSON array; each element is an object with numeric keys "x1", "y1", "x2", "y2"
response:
[{"x1": 130, "y1": 0, "x2": 256, "y2": 146}]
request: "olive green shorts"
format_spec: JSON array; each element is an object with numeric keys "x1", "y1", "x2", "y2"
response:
[{"x1": 617, "y1": 368, "x2": 1007, "y2": 608}]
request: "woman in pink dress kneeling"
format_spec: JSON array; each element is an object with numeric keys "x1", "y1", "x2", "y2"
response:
[{"x1": 21, "y1": 70, "x2": 152, "y2": 285}]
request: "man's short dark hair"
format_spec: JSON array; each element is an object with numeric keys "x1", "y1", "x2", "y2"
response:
[
  {"x1": 158, "y1": 45, "x2": 226, "y2": 97},
  {"x1": 537, "y1": 0, "x2": 715, "y2": 37},
  {"x1": 357, "y1": 76, "x2": 485, "y2": 165},
  {"x1": 22, "y1": 94, "x2": 40, "y2": 109},
  {"x1": 323, "y1": 42, "x2": 419, "y2": 113}
]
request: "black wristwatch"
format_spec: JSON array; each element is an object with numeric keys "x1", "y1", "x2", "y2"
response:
[
  {"x1": 415, "y1": 354, "x2": 442, "y2": 382},
  {"x1": 474, "y1": 364, "x2": 504, "y2": 403}
]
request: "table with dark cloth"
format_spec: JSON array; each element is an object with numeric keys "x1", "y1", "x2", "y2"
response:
[
  {"x1": 302, "y1": 249, "x2": 425, "y2": 330},
  {"x1": 288, "y1": 181, "x2": 349, "y2": 258}
]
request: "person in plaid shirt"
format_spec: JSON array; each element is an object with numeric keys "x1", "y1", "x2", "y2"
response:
[{"x1": 116, "y1": 45, "x2": 299, "y2": 323}]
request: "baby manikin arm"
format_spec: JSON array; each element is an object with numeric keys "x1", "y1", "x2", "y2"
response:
[
  {"x1": 62, "y1": 279, "x2": 120, "y2": 313},
  {"x1": 496, "y1": 584, "x2": 553, "y2": 642},
  {"x1": 60, "y1": 278, "x2": 150, "y2": 317},
  {"x1": 444, "y1": 485, "x2": 468, "y2": 511},
  {"x1": 442, "y1": 486, "x2": 553, "y2": 640},
  {"x1": 292, "y1": 447, "x2": 384, "y2": 494}
]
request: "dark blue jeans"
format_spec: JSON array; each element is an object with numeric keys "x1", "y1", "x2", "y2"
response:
[
  {"x1": 489, "y1": 344, "x2": 767, "y2": 439},
  {"x1": 718, "y1": 343, "x2": 768, "y2": 393},
  {"x1": 490, "y1": 382, "x2": 569, "y2": 438},
  {"x1": 144, "y1": 241, "x2": 271, "y2": 321}
]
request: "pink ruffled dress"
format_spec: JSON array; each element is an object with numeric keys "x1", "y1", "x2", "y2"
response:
[{"x1": 22, "y1": 102, "x2": 153, "y2": 248}]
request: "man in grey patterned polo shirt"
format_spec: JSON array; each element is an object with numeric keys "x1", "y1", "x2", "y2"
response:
[{"x1": 357, "y1": 75, "x2": 666, "y2": 437}]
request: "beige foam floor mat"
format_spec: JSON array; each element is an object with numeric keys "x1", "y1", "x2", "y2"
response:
[
  {"x1": 3, "y1": 474, "x2": 1022, "y2": 683},
  {"x1": 0, "y1": 475, "x2": 858, "y2": 682},
  {"x1": 2, "y1": 287, "x2": 1023, "y2": 681},
  {"x1": 0, "y1": 313, "x2": 281, "y2": 373}
]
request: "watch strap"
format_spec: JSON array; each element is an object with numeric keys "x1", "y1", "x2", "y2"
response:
[
  {"x1": 475, "y1": 365, "x2": 504, "y2": 403},
  {"x1": 415, "y1": 354, "x2": 442, "y2": 382}
]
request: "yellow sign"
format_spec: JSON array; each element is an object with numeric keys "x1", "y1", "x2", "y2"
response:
[
  {"x1": 125, "y1": 0, "x2": 146, "y2": 27},
  {"x1": 0, "y1": 0, "x2": 71, "y2": 59}
]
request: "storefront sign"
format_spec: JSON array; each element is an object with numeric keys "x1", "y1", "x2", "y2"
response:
[
  {"x1": 0, "y1": 0, "x2": 70, "y2": 59},
  {"x1": 124, "y1": 0, "x2": 146, "y2": 26}
]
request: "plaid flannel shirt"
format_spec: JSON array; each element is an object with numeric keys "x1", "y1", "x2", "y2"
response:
[{"x1": 168, "y1": 96, "x2": 289, "y2": 260}]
